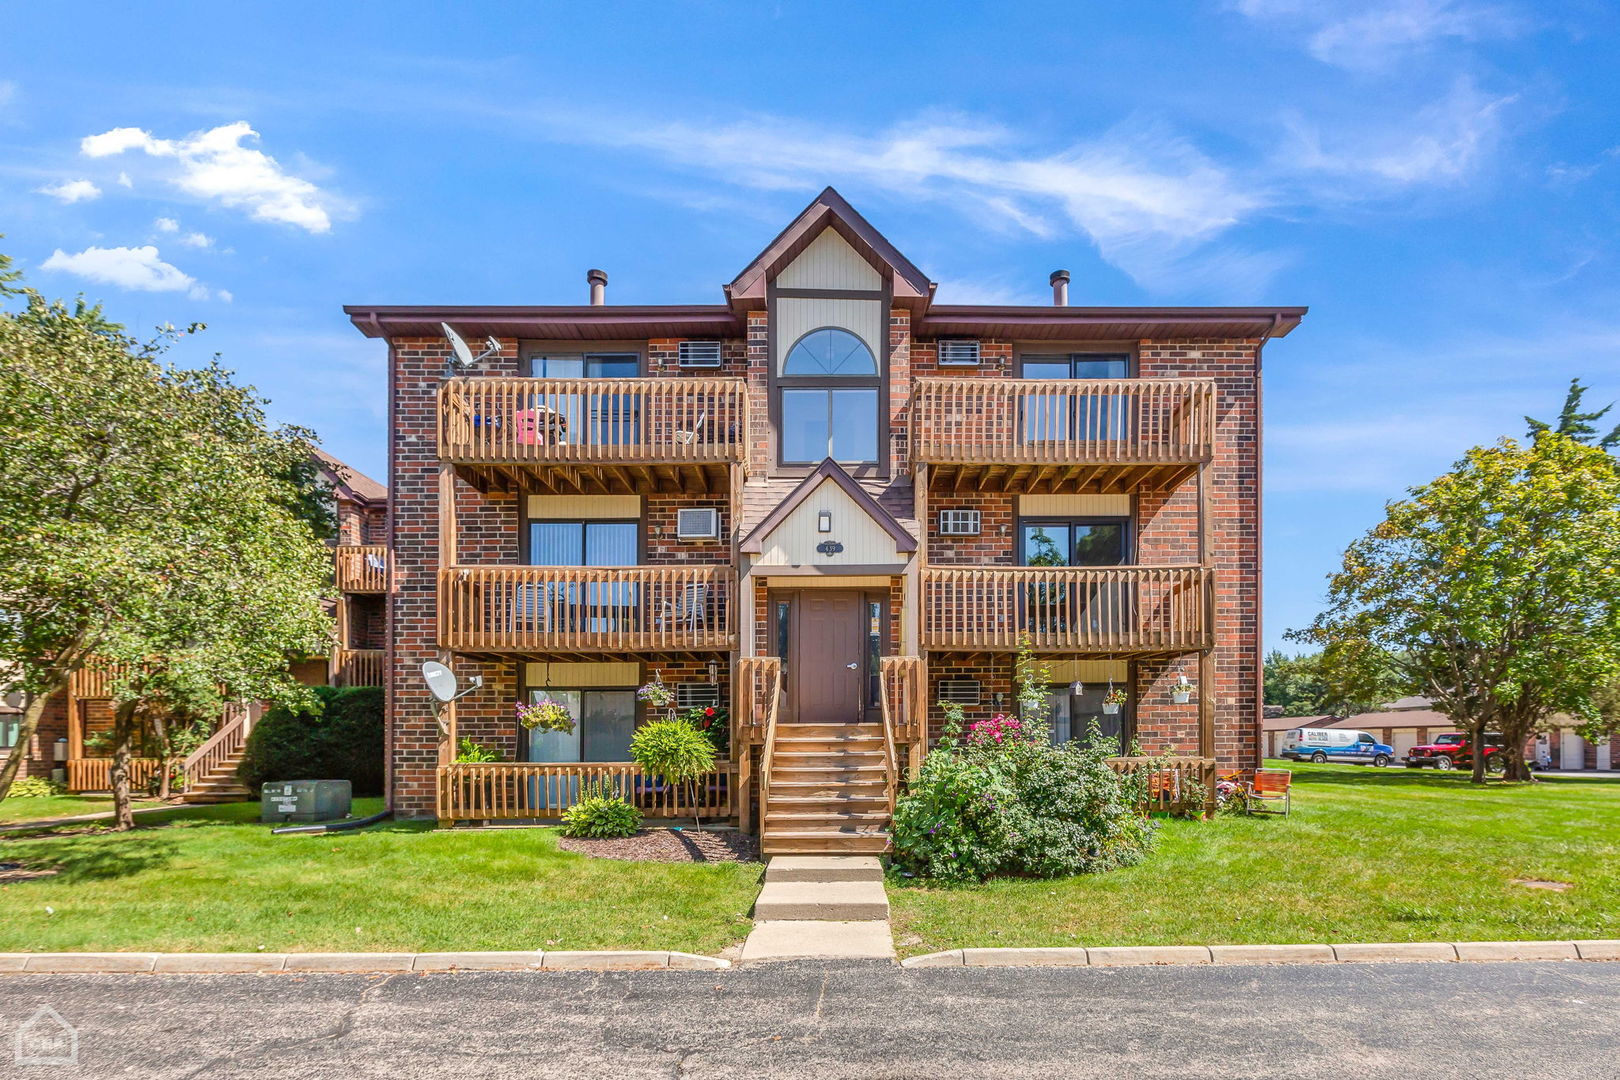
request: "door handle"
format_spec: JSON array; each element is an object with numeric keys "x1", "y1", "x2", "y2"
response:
[{"x1": 845, "y1": 662, "x2": 858, "y2": 670}]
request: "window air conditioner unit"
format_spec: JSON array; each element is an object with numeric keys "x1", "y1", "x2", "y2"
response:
[
  {"x1": 678, "y1": 340, "x2": 723, "y2": 368},
  {"x1": 938, "y1": 509, "x2": 982, "y2": 536},
  {"x1": 937, "y1": 339, "x2": 982, "y2": 366},
  {"x1": 675, "y1": 684, "x2": 722, "y2": 709},
  {"x1": 938, "y1": 678, "x2": 983, "y2": 706},
  {"x1": 676, "y1": 507, "x2": 720, "y2": 541}
]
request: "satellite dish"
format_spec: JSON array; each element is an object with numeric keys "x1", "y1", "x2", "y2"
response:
[
  {"x1": 422, "y1": 661, "x2": 458, "y2": 703},
  {"x1": 441, "y1": 323, "x2": 501, "y2": 372}
]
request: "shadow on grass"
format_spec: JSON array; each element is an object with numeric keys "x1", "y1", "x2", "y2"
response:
[{"x1": 0, "y1": 833, "x2": 183, "y2": 883}]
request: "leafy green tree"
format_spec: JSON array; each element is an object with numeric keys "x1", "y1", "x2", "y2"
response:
[
  {"x1": 1291, "y1": 435, "x2": 1620, "y2": 783},
  {"x1": 1525, "y1": 377, "x2": 1620, "y2": 451},
  {"x1": 0, "y1": 254, "x2": 332, "y2": 818},
  {"x1": 1264, "y1": 649, "x2": 1401, "y2": 717},
  {"x1": 630, "y1": 718, "x2": 716, "y2": 831}
]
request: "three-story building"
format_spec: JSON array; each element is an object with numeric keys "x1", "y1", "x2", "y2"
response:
[{"x1": 348, "y1": 188, "x2": 1303, "y2": 851}]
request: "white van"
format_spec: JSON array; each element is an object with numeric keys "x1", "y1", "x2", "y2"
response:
[{"x1": 1281, "y1": 728, "x2": 1396, "y2": 766}]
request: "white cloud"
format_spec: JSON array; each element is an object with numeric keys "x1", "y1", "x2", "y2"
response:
[
  {"x1": 571, "y1": 110, "x2": 1263, "y2": 291},
  {"x1": 179, "y1": 231, "x2": 213, "y2": 249},
  {"x1": 154, "y1": 216, "x2": 179, "y2": 232},
  {"x1": 217, "y1": 289, "x2": 233, "y2": 303},
  {"x1": 80, "y1": 121, "x2": 343, "y2": 233},
  {"x1": 1232, "y1": 0, "x2": 1522, "y2": 71},
  {"x1": 35, "y1": 178, "x2": 102, "y2": 204},
  {"x1": 1283, "y1": 78, "x2": 1513, "y2": 186},
  {"x1": 116, "y1": 171, "x2": 132, "y2": 188},
  {"x1": 40, "y1": 245, "x2": 210, "y2": 299}
]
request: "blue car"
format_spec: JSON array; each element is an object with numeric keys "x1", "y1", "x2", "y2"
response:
[{"x1": 1280, "y1": 728, "x2": 1397, "y2": 767}]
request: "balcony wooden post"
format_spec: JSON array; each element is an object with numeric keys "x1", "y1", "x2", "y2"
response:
[
  {"x1": 1198, "y1": 649, "x2": 1214, "y2": 760},
  {"x1": 437, "y1": 463, "x2": 458, "y2": 765}
]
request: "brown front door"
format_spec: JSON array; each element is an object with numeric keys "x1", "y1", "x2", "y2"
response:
[{"x1": 786, "y1": 590, "x2": 866, "y2": 724}]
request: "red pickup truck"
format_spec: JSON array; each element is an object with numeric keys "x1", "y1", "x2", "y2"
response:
[{"x1": 1404, "y1": 732, "x2": 1512, "y2": 771}]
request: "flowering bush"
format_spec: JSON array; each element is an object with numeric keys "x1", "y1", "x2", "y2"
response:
[
  {"x1": 636, "y1": 672, "x2": 675, "y2": 711},
  {"x1": 514, "y1": 698, "x2": 575, "y2": 733},
  {"x1": 1215, "y1": 777, "x2": 1245, "y2": 815},
  {"x1": 682, "y1": 705, "x2": 729, "y2": 756},
  {"x1": 966, "y1": 713, "x2": 1026, "y2": 746}
]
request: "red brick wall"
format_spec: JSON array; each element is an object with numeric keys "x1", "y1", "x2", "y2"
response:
[
  {"x1": 926, "y1": 492, "x2": 1016, "y2": 565},
  {"x1": 645, "y1": 495, "x2": 729, "y2": 565},
  {"x1": 1, "y1": 692, "x2": 68, "y2": 780}
]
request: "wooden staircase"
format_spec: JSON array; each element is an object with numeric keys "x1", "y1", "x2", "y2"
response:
[
  {"x1": 762, "y1": 723, "x2": 892, "y2": 855},
  {"x1": 178, "y1": 701, "x2": 259, "y2": 805}
]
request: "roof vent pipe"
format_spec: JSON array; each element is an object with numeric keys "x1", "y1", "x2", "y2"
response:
[
  {"x1": 1050, "y1": 269, "x2": 1070, "y2": 307},
  {"x1": 587, "y1": 269, "x2": 608, "y2": 306}
]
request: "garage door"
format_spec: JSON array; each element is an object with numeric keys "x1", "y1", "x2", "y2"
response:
[
  {"x1": 1560, "y1": 729, "x2": 1587, "y2": 770},
  {"x1": 1391, "y1": 730, "x2": 1420, "y2": 757}
]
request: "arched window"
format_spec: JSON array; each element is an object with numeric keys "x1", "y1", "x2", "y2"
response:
[
  {"x1": 778, "y1": 328, "x2": 880, "y2": 466},
  {"x1": 783, "y1": 328, "x2": 877, "y2": 376}
]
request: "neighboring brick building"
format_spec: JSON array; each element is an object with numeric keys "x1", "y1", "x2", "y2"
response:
[{"x1": 347, "y1": 187, "x2": 1305, "y2": 847}]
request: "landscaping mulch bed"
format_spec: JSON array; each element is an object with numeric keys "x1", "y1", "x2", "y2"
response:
[{"x1": 559, "y1": 828, "x2": 759, "y2": 864}]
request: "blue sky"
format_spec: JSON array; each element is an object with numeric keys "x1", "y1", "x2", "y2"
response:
[{"x1": 3, "y1": 1, "x2": 1618, "y2": 649}]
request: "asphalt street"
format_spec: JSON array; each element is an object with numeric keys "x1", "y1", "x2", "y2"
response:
[{"x1": 0, "y1": 960, "x2": 1615, "y2": 1078}]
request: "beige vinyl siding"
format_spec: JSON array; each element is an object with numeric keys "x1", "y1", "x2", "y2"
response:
[
  {"x1": 775, "y1": 297, "x2": 884, "y2": 370},
  {"x1": 1019, "y1": 495, "x2": 1132, "y2": 517},
  {"x1": 750, "y1": 478, "x2": 907, "y2": 567},
  {"x1": 1047, "y1": 659, "x2": 1129, "y2": 684},
  {"x1": 775, "y1": 228, "x2": 883, "y2": 291},
  {"x1": 525, "y1": 495, "x2": 641, "y2": 519},
  {"x1": 523, "y1": 661, "x2": 640, "y2": 687}
]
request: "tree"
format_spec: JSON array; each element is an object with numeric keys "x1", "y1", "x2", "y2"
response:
[
  {"x1": 1290, "y1": 435, "x2": 1620, "y2": 784},
  {"x1": 0, "y1": 255, "x2": 332, "y2": 816},
  {"x1": 1525, "y1": 377, "x2": 1620, "y2": 451},
  {"x1": 1263, "y1": 649, "x2": 1401, "y2": 717}
]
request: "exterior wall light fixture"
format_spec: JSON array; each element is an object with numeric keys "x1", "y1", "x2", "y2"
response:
[{"x1": 817, "y1": 510, "x2": 833, "y2": 533}]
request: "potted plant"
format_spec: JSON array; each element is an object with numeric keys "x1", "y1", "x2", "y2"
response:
[
  {"x1": 637, "y1": 671, "x2": 676, "y2": 717},
  {"x1": 1102, "y1": 688, "x2": 1128, "y2": 715},
  {"x1": 1172, "y1": 680, "x2": 1195, "y2": 705},
  {"x1": 630, "y1": 716, "x2": 717, "y2": 831},
  {"x1": 515, "y1": 698, "x2": 575, "y2": 733}
]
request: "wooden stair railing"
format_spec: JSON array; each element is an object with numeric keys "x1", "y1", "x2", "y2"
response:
[
  {"x1": 180, "y1": 701, "x2": 259, "y2": 794},
  {"x1": 754, "y1": 660, "x2": 784, "y2": 837},
  {"x1": 880, "y1": 655, "x2": 927, "y2": 778}
]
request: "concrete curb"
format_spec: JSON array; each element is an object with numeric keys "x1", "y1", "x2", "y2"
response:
[
  {"x1": 1, "y1": 950, "x2": 729, "y2": 974},
  {"x1": 901, "y1": 940, "x2": 1620, "y2": 969}
]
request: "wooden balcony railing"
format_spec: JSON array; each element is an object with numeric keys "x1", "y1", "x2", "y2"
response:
[
  {"x1": 922, "y1": 566, "x2": 1213, "y2": 654},
  {"x1": 1107, "y1": 756, "x2": 1218, "y2": 817},
  {"x1": 333, "y1": 648, "x2": 384, "y2": 687},
  {"x1": 437, "y1": 762, "x2": 738, "y2": 823},
  {"x1": 912, "y1": 377, "x2": 1214, "y2": 490},
  {"x1": 439, "y1": 376, "x2": 748, "y2": 469},
  {"x1": 334, "y1": 545, "x2": 388, "y2": 593},
  {"x1": 879, "y1": 656, "x2": 927, "y2": 779},
  {"x1": 66, "y1": 757, "x2": 161, "y2": 793},
  {"x1": 439, "y1": 565, "x2": 736, "y2": 654}
]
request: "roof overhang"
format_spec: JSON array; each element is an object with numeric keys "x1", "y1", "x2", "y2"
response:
[
  {"x1": 919, "y1": 306, "x2": 1306, "y2": 341},
  {"x1": 740, "y1": 459, "x2": 918, "y2": 555},
  {"x1": 344, "y1": 305, "x2": 744, "y2": 341}
]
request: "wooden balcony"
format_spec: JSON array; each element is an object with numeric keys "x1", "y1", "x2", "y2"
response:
[
  {"x1": 437, "y1": 762, "x2": 738, "y2": 824},
  {"x1": 438, "y1": 376, "x2": 748, "y2": 495},
  {"x1": 921, "y1": 565, "x2": 1213, "y2": 656},
  {"x1": 438, "y1": 565, "x2": 736, "y2": 658},
  {"x1": 911, "y1": 377, "x2": 1215, "y2": 492},
  {"x1": 332, "y1": 647, "x2": 384, "y2": 687},
  {"x1": 334, "y1": 544, "x2": 388, "y2": 593}
]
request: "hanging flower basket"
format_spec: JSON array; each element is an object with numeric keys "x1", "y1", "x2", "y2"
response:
[
  {"x1": 1172, "y1": 689, "x2": 1193, "y2": 704},
  {"x1": 515, "y1": 699, "x2": 575, "y2": 733},
  {"x1": 1102, "y1": 687, "x2": 1128, "y2": 715},
  {"x1": 637, "y1": 672, "x2": 675, "y2": 710}
]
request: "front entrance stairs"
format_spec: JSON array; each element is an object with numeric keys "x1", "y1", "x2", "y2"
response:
[
  {"x1": 762, "y1": 724, "x2": 892, "y2": 856},
  {"x1": 178, "y1": 752, "x2": 252, "y2": 804},
  {"x1": 741, "y1": 855, "x2": 895, "y2": 962}
]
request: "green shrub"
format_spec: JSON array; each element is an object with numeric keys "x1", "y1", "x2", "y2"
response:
[
  {"x1": 892, "y1": 710, "x2": 1156, "y2": 884},
  {"x1": 4, "y1": 776, "x2": 67, "y2": 799},
  {"x1": 560, "y1": 783, "x2": 644, "y2": 838},
  {"x1": 454, "y1": 737, "x2": 503, "y2": 763},
  {"x1": 236, "y1": 685, "x2": 384, "y2": 795}
]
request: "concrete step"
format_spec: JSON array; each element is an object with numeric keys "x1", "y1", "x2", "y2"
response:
[
  {"x1": 764, "y1": 855, "x2": 885, "y2": 883},
  {"x1": 739, "y1": 920, "x2": 896, "y2": 962},
  {"x1": 752, "y1": 880, "x2": 890, "y2": 921}
]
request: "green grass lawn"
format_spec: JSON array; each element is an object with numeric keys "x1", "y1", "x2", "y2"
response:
[
  {"x1": 0, "y1": 793, "x2": 164, "y2": 827},
  {"x1": 888, "y1": 761, "x2": 1620, "y2": 955},
  {"x1": 0, "y1": 800, "x2": 760, "y2": 955}
]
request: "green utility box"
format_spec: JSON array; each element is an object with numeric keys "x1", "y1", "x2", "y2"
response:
[{"x1": 261, "y1": 780, "x2": 352, "y2": 823}]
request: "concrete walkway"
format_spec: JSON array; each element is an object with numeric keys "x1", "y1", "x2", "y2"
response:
[
  {"x1": 740, "y1": 856, "x2": 895, "y2": 962},
  {"x1": 0, "y1": 803, "x2": 178, "y2": 832}
]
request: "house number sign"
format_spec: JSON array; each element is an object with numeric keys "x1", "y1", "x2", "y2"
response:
[{"x1": 816, "y1": 540, "x2": 844, "y2": 555}]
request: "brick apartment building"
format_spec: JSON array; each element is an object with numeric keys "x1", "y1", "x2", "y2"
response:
[{"x1": 346, "y1": 188, "x2": 1304, "y2": 851}]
